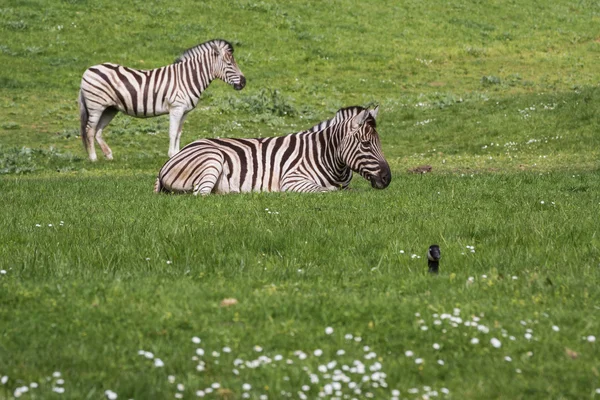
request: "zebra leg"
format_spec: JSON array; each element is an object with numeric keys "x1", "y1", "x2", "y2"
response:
[
  {"x1": 168, "y1": 108, "x2": 185, "y2": 158},
  {"x1": 192, "y1": 162, "x2": 225, "y2": 196},
  {"x1": 84, "y1": 108, "x2": 105, "y2": 162},
  {"x1": 95, "y1": 107, "x2": 118, "y2": 160},
  {"x1": 281, "y1": 177, "x2": 333, "y2": 193},
  {"x1": 174, "y1": 113, "x2": 188, "y2": 152}
]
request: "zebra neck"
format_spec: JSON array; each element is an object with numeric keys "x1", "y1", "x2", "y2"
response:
[
  {"x1": 177, "y1": 59, "x2": 215, "y2": 102},
  {"x1": 313, "y1": 127, "x2": 352, "y2": 185}
]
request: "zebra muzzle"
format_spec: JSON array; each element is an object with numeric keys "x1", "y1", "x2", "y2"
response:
[
  {"x1": 233, "y1": 76, "x2": 246, "y2": 90},
  {"x1": 370, "y1": 163, "x2": 392, "y2": 189}
]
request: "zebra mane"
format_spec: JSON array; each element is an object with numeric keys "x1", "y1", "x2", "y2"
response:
[
  {"x1": 307, "y1": 106, "x2": 376, "y2": 133},
  {"x1": 174, "y1": 39, "x2": 234, "y2": 63}
]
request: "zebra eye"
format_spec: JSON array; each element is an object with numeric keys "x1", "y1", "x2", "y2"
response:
[{"x1": 361, "y1": 140, "x2": 372, "y2": 148}]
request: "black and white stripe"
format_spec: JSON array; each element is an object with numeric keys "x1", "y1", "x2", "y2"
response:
[
  {"x1": 78, "y1": 39, "x2": 246, "y2": 161},
  {"x1": 154, "y1": 106, "x2": 391, "y2": 195}
]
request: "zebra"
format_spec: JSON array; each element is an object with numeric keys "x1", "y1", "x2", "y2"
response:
[
  {"x1": 78, "y1": 39, "x2": 246, "y2": 161},
  {"x1": 154, "y1": 106, "x2": 391, "y2": 195}
]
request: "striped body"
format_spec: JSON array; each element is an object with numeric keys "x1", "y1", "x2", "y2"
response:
[
  {"x1": 82, "y1": 61, "x2": 208, "y2": 118},
  {"x1": 78, "y1": 39, "x2": 245, "y2": 161},
  {"x1": 155, "y1": 106, "x2": 391, "y2": 195}
]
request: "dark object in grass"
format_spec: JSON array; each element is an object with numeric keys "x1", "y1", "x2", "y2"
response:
[
  {"x1": 427, "y1": 245, "x2": 441, "y2": 274},
  {"x1": 409, "y1": 165, "x2": 432, "y2": 174}
]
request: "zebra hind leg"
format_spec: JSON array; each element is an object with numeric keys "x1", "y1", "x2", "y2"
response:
[
  {"x1": 192, "y1": 163, "x2": 225, "y2": 196},
  {"x1": 95, "y1": 107, "x2": 118, "y2": 160}
]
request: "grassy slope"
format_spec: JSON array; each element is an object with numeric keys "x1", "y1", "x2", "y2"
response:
[{"x1": 1, "y1": 0, "x2": 600, "y2": 399}]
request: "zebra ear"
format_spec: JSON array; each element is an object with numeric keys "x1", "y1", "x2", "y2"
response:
[
  {"x1": 369, "y1": 105, "x2": 379, "y2": 120},
  {"x1": 354, "y1": 109, "x2": 371, "y2": 129},
  {"x1": 210, "y1": 43, "x2": 222, "y2": 57}
]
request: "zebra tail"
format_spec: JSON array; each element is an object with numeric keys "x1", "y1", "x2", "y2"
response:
[{"x1": 78, "y1": 89, "x2": 89, "y2": 151}]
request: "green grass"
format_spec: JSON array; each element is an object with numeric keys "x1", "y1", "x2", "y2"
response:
[{"x1": 1, "y1": 0, "x2": 600, "y2": 399}]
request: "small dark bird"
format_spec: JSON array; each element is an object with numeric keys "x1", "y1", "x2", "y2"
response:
[{"x1": 427, "y1": 245, "x2": 441, "y2": 274}]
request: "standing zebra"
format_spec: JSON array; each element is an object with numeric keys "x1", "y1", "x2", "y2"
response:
[
  {"x1": 78, "y1": 39, "x2": 246, "y2": 161},
  {"x1": 155, "y1": 106, "x2": 391, "y2": 194}
]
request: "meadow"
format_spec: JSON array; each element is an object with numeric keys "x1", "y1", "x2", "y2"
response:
[{"x1": 1, "y1": 0, "x2": 599, "y2": 399}]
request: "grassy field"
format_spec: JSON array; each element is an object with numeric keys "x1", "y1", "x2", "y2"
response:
[{"x1": 1, "y1": 0, "x2": 600, "y2": 399}]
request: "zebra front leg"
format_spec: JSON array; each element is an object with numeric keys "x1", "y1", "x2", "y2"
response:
[
  {"x1": 168, "y1": 108, "x2": 185, "y2": 158},
  {"x1": 174, "y1": 113, "x2": 188, "y2": 152},
  {"x1": 281, "y1": 177, "x2": 333, "y2": 193}
]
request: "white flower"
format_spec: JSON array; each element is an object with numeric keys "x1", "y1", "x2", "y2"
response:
[
  {"x1": 415, "y1": 358, "x2": 424, "y2": 364},
  {"x1": 354, "y1": 336, "x2": 362, "y2": 342},
  {"x1": 433, "y1": 343, "x2": 440, "y2": 350},
  {"x1": 587, "y1": 335, "x2": 596, "y2": 343},
  {"x1": 56, "y1": 379, "x2": 65, "y2": 385},
  {"x1": 336, "y1": 349, "x2": 345, "y2": 356},
  {"x1": 1, "y1": 376, "x2": 8, "y2": 384},
  {"x1": 175, "y1": 394, "x2": 183, "y2": 399},
  {"x1": 105, "y1": 390, "x2": 118, "y2": 400},
  {"x1": 392, "y1": 389, "x2": 400, "y2": 396},
  {"x1": 0, "y1": 270, "x2": 6, "y2": 275},
  {"x1": 166, "y1": 260, "x2": 172, "y2": 264},
  {"x1": 154, "y1": 358, "x2": 164, "y2": 367},
  {"x1": 52, "y1": 387, "x2": 65, "y2": 393},
  {"x1": 512, "y1": 276, "x2": 518, "y2": 280},
  {"x1": 196, "y1": 390, "x2": 205, "y2": 397},
  {"x1": 242, "y1": 383, "x2": 251, "y2": 391},
  {"x1": 144, "y1": 351, "x2": 154, "y2": 359},
  {"x1": 441, "y1": 388, "x2": 450, "y2": 394},
  {"x1": 325, "y1": 327, "x2": 334, "y2": 335},
  {"x1": 344, "y1": 334, "x2": 353, "y2": 340},
  {"x1": 490, "y1": 338, "x2": 502, "y2": 348},
  {"x1": 53, "y1": 372, "x2": 61, "y2": 378},
  {"x1": 540, "y1": 200, "x2": 545, "y2": 204},
  {"x1": 437, "y1": 359, "x2": 445, "y2": 365},
  {"x1": 405, "y1": 350, "x2": 414, "y2": 357},
  {"x1": 177, "y1": 384, "x2": 184, "y2": 391},
  {"x1": 30, "y1": 382, "x2": 38, "y2": 388},
  {"x1": 211, "y1": 383, "x2": 220, "y2": 389},
  {"x1": 196, "y1": 348, "x2": 204, "y2": 356},
  {"x1": 211, "y1": 351, "x2": 220, "y2": 357},
  {"x1": 192, "y1": 336, "x2": 201, "y2": 344},
  {"x1": 302, "y1": 385, "x2": 310, "y2": 391},
  {"x1": 524, "y1": 333, "x2": 532, "y2": 340},
  {"x1": 471, "y1": 338, "x2": 480, "y2": 345},
  {"x1": 504, "y1": 356, "x2": 512, "y2": 362},
  {"x1": 313, "y1": 349, "x2": 323, "y2": 357},
  {"x1": 223, "y1": 347, "x2": 231, "y2": 353},
  {"x1": 552, "y1": 325, "x2": 560, "y2": 332},
  {"x1": 254, "y1": 345, "x2": 263, "y2": 352},
  {"x1": 168, "y1": 375, "x2": 175, "y2": 383},
  {"x1": 273, "y1": 354, "x2": 283, "y2": 361},
  {"x1": 421, "y1": 326, "x2": 429, "y2": 331}
]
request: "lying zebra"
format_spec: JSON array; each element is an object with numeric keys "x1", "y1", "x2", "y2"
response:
[
  {"x1": 78, "y1": 39, "x2": 246, "y2": 161},
  {"x1": 154, "y1": 106, "x2": 391, "y2": 194}
]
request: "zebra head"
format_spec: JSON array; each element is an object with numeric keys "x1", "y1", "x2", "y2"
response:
[
  {"x1": 338, "y1": 106, "x2": 391, "y2": 189},
  {"x1": 210, "y1": 40, "x2": 246, "y2": 91}
]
